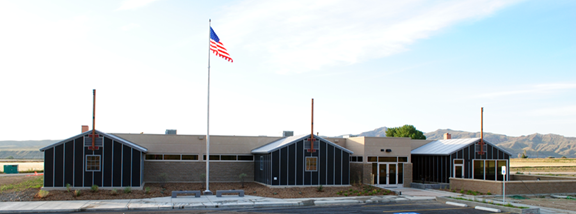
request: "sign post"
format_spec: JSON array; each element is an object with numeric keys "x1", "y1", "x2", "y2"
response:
[{"x1": 501, "y1": 166, "x2": 506, "y2": 203}]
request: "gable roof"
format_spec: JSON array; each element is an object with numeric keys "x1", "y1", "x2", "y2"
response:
[
  {"x1": 39, "y1": 130, "x2": 148, "y2": 153},
  {"x1": 411, "y1": 138, "x2": 512, "y2": 156},
  {"x1": 251, "y1": 134, "x2": 353, "y2": 154}
]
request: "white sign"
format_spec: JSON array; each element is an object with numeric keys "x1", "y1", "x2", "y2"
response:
[{"x1": 501, "y1": 166, "x2": 506, "y2": 175}]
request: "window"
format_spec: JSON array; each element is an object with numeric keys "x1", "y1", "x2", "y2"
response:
[
  {"x1": 86, "y1": 155, "x2": 101, "y2": 171},
  {"x1": 306, "y1": 157, "x2": 317, "y2": 171},
  {"x1": 164, "y1": 155, "x2": 180, "y2": 160},
  {"x1": 221, "y1": 155, "x2": 237, "y2": 161},
  {"x1": 367, "y1": 156, "x2": 377, "y2": 162},
  {"x1": 146, "y1": 154, "x2": 163, "y2": 160},
  {"x1": 350, "y1": 156, "x2": 357, "y2": 162},
  {"x1": 182, "y1": 155, "x2": 198, "y2": 160},
  {"x1": 379, "y1": 157, "x2": 397, "y2": 162},
  {"x1": 398, "y1": 157, "x2": 408, "y2": 162},
  {"x1": 260, "y1": 156, "x2": 264, "y2": 170},
  {"x1": 454, "y1": 159, "x2": 464, "y2": 164},
  {"x1": 238, "y1": 155, "x2": 254, "y2": 161},
  {"x1": 357, "y1": 156, "x2": 363, "y2": 162},
  {"x1": 203, "y1": 155, "x2": 220, "y2": 160}
]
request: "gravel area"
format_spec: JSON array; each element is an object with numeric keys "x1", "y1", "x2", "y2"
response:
[{"x1": 33, "y1": 182, "x2": 393, "y2": 201}]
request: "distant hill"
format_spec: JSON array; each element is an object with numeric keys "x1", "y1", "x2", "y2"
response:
[
  {"x1": 425, "y1": 129, "x2": 576, "y2": 158},
  {"x1": 0, "y1": 140, "x2": 58, "y2": 159},
  {"x1": 338, "y1": 127, "x2": 576, "y2": 158}
]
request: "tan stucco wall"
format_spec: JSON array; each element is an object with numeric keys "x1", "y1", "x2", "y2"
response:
[
  {"x1": 345, "y1": 137, "x2": 365, "y2": 156},
  {"x1": 403, "y1": 163, "x2": 413, "y2": 187},
  {"x1": 143, "y1": 161, "x2": 254, "y2": 183},
  {"x1": 323, "y1": 137, "x2": 346, "y2": 148},
  {"x1": 410, "y1": 139, "x2": 433, "y2": 150},
  {"x1": 113, "y1": 133, "x2": 281, "y2": 154},
  {"x1": 364, "y1": 137, "x2": 412, "y2": 161}
]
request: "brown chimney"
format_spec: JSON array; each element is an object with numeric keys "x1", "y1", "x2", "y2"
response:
[
  {"x1": 82, "y1": 125, "x2": 89, "y2": 133},
  {"x1": 444, "y1": 133, "x2": 451, "y2": 140}
]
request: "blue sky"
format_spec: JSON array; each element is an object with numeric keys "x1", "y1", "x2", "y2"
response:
[{"x1": 1, "y1": 0, "x2": 575, "y2": 141}]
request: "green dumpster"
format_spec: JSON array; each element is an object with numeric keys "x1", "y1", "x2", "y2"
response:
[{"x1": 3, "y1": 165, "x2": 18, "y2": 174}]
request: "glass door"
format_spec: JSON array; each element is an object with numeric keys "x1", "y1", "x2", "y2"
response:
[
  {"x1": 388, "y1": 164, "x2": 397, "y2": 185},
  {"x1": 379, "y1": 164, "x2": 387, "y2": 185},
  {"x1": 378, "y1": 163, "x2": 398, "y2": 186}
]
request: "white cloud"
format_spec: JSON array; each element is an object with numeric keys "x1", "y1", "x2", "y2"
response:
[
  {"x1": 477, "y1": 83, "x2": 576, "y2": 98},
  {"x1": 121, "y1": 23, "x2": 140, "y2": 31},
  {"x1": 216, "y1": 0, "x2": 520, "y2": 74},
  {"x1": 117, "y1": 0, "x2": 161, "y2": 11}
]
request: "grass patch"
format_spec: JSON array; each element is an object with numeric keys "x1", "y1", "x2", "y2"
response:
[{"x1": 0, "y1": 176, "x2": 43, "y2": 192}]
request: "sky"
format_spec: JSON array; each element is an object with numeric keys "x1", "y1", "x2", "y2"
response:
[{"x1": 0, "y1": 0, "x2": 575, "y2": 141}]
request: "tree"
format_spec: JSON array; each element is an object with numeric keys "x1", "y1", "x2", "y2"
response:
[
  {"x1": 385, "y1": 125, "x2": 426, "y2": 140},
  {"x1": 6, "y1": 156, "x2": 14, "y2": 159}
]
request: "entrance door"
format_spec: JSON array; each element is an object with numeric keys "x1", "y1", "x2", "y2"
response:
[{"x1": 378, "y1": 163, "x2": 398, "y2": 187}]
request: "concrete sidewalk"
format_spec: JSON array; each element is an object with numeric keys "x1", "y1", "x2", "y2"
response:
[{"x1": 0, "y1": 194, "x2": 436, "y2": 213}]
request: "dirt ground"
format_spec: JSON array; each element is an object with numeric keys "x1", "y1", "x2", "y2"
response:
[
  {"x1": 512, "y1": 196, "x2": 576, "y2": 211},
  {"x1": 30, "y1": 182, "x2": 393, "y2": 201}
]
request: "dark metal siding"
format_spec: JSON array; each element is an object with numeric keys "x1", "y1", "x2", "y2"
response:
[
  {"x1": 342, "y1": 152, "x2": 349, "y2": 184},
  {"x1": 112, "y1": 141, "x2": 122, "y2": 187},
  {"x1": 288, "y1": 144, "x2": 296, "y2": 185},
  {"x1": 327, "y1": 144, "x2": 334, "y2": 185},
  {"x1": 272, "y1": 150, "x2": 279, "y2": 185},
  {"x1": 122, "y1": 145, "x2": 131, "y2": 186},
  {"x1": 44, "y1": 148, "x2": 54, "y2": 187},
  {"x1": 296, "y1": 141, "x2": 303, "y2": 185},
  {"x1": 64, "y1": 141, "x2": 74, "y2": 186},
  {"x1": 83, "y1": 147, "x2": 93, "y2": 186},
  {"x1": 93, "y1": 145, "x2": 103, "y2": 187},
  {"x1": 320, "y1": 141, "x2": 327, "y2": 184},
  {"x1": 131, "y1": 149, "x2": 141, "y2": 187},
  {"x1": 103, "y1": 138, "x2": 113, "y2": 187},
  {"x1": 73, "y1": 139, "x2": 83, "y2": 187},
  {"x1": 280, "y1": 148, "x2": 287, "y2": 185},
  {"x1": 54, "y1": 145, "x2": 64, "y2": 187}
]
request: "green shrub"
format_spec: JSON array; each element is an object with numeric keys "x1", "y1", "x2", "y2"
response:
[
  {"x1": 159, "y1": 173, "x2": 168, "y2": 188},
  {"x1": 91, "y1": 185, "x2": 99, "y2": 192},
  {"x1": 124, "y1": 187, "x2": 131, "y2": 194},
  {"x1": 239, "y1": 173, "x2": 247, "y2": 188},
  {"x1": 38, "y1": 190, "x2": 49, "y2": 198},
  {"x1": 74, "y1": 190, "x2": 81, "y2": 197},
  {"x1": 487, "y1": 190, "x2": 492, "y2": 195},
  {"x1": 111, "y1": 189, "x2": 118, "y2": 195},
  {"x1": 344, "y1": 193, "x2": 348, "y2": 196},
  {"x1": 66, "y1": 183, "x2": 71, "y2": 192},
  {"x1": 317, "y1": 185, "x2": 323, "y2": 192},
  {"x1": 145, "y1": 187, "x2": 150, "y2": 194},
  {"x1": 460, "y1": 189, "x2": 464, "y2": 193}
]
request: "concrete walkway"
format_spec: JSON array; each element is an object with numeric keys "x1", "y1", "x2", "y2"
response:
[{"x1": 0, "y1": 194, "x2": 436, "y2": 213}]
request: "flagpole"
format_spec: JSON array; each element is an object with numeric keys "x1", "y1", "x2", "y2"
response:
[{"x1": 204, "y1": 19, "x2": 212, "y2": 195}]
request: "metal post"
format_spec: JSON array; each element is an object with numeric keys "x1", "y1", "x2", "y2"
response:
[
  {"x1": 204, "y1": 19, "x2": 212, "y2": 195},
  {"x1": 92, "y1": 89, "x2": 96, "y2": 149}
]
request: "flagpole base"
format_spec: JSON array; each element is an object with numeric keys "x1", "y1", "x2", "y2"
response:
[{"x1": 203, "y1": 190, "x2": 213, "y2": 195}]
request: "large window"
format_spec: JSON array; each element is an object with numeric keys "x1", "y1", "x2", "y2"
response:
[
  {"x1": 306, "y1": 157, "x2": 317, "y2": 171},
  {"x1": 86, "y1": 155, "x2": 101, "y2": 172},
  {"x1": 474, "y1": 160, "x2": 484, "y2": 179},
  {"x1": 472, "y1": 159, "x2": 508, "y2": 181}
]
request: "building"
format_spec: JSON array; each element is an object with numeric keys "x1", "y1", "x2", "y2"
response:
[{"x1": 40, "y1": 128, "x2": 510, "y2": 190}]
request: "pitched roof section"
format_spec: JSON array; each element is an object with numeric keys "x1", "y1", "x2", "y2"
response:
[
  {"x1": 251, "y1": 134, "x2": 353, "y2": 154},
  {"x1": 39, "y1": 130, "x2": 148, "y2": 153},
  {"x1": 411, "y1": 138, "x2": 512, "y2": 156}
]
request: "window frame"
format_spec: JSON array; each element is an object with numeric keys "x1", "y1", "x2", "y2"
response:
[
  {"x1": 85, "y1": 155, "x2": 101, "y2": 172},
  {"x1": 305, "y1": 157, "x2": 318, "y2": 171},
  {"x1": 260, "y1": 156, "x2": 264, "y2": 170}
]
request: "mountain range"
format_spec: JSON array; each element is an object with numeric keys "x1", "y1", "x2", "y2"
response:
[
  {"x1": 2, "y1": 128, "x2": 575, "y2": 159},
  {"x1": 345, "y1": 127, "x2": 576, "y2": 158}
]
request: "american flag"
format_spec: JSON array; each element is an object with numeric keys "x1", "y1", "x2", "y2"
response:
[{"x1": 209, "y1": 27, "x2": 233, "y2": 62}]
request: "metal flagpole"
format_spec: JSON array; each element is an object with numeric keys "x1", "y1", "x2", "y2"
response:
[{"x1": 204, "y1": 19, "x2": 212, "y2": 195}]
